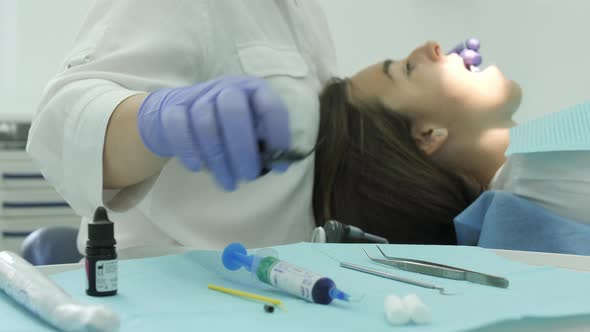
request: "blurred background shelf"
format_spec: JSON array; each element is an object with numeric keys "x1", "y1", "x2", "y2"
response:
[{"x1": 0, "y1": 121, "x2": 79, "y2": 254}]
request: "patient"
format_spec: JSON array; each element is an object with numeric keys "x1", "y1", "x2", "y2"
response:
[{"x1": 313, "y1": 41, "x2": 590, "y2": 247}]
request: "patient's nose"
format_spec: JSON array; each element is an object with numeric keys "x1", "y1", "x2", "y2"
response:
[{"x1": 424, "y1": 41, "x2": 442, "y2": 62}]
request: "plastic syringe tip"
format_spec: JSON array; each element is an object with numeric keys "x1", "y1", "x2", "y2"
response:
[
  {"x1": 329, "y1": 287, "x2": 350, "y2": 302},
  {"x1": 221, "y1": 243, "x2": 255, "y2": 272}
]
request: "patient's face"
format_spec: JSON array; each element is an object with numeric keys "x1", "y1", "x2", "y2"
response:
[{"x1": 349, "y1": 41, "x2": 522, "y2": 129}]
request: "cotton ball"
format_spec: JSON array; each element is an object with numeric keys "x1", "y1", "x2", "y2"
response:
[
  {"x1": 403, "y1": 294, "x2": 431, "y2": 325},
  {"x1": 384, "y1": 294, "x2": 411, "y2": 326}
]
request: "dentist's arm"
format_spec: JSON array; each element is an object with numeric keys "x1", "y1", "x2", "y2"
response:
[
  {"x1": 103, "y1": 93, "x2": 168, "y2": 190},
  {"x1": 103, "y1": 76, "x2": 292, "y2": 191}
]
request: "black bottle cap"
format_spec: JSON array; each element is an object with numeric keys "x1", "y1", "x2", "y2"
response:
[{"x1": 87, "y1": 207, "x2": 116, "y2": 247}]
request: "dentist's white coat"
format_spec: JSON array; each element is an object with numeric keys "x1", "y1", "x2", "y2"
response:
[{"x1": 27, "y1": 0, "x2": 338, "y2": 253}]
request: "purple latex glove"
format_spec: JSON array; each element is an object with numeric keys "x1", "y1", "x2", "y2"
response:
[
  {"x1": 137, "y1": 75, "x2": 291, "y2": 191},
  {"x1": 447, "y1": 37, "x2": 482, "y2": 69}
]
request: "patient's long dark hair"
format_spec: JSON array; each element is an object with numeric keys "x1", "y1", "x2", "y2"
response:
[{"x1": 312, "y1": 78, "x2": 481, "y2": 244}]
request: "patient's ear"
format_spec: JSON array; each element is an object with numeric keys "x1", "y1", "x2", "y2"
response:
[{"x1": 412, "y1": 124, "x2": 448, "y2": 156}]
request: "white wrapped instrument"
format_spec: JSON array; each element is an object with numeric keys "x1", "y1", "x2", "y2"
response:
[{"x1": 0, "y1": 251, "x2": 120, "y2": 332}]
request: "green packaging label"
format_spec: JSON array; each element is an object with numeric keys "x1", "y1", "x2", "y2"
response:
[{"x1": 256, "y1": 256, "x2": 279, "y2": 284}]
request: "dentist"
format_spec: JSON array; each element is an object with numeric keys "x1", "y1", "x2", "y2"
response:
[{"x1": 27, "y1": 1, "x2": 337, "y2": 254}]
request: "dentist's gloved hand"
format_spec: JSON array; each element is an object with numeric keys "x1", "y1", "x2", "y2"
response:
[
  {"x1": 447, "y1": 37, "x2": 482, "y2": 70},
  {"x1": 137, "y1": 75, "x2": 291, "y2": 191}
]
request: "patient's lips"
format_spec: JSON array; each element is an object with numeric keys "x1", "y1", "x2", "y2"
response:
[
  {"x1": 447, "y1": 53, "x2": 470, "y2": 72},
  {"x1": 451, "y1": 54, "x2": 482, "y2": 73}
]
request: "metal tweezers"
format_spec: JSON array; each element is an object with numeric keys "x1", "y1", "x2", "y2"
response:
[
  {"x1": 365, "y1": 246, "x2": 509, "y2": 288},
  {"x1": 340, "y1": 262, "x2": 454, "y2": 295}
]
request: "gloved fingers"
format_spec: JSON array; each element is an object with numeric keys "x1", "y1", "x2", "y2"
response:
[
  {"x1": 250, "y1": 84, "x2": 291, "y2": 173},
  {"x1": 216, "y1": 88, "x2": 261, "y2": 181},
  {"x1": 459, "y1": 49, "x2": 482, "y2": 67},
  {"x1": 189, "y1": 99, "x2": 237, "y2": 191},
  {"x1": 465, "y1": 38, "x2": 480, "y2": 51},
  {"x1": 446, "y1": 43, "x2": 465, "y2": 55},
  {"x1": 160, "y1": 105, "x2": 203, "y2": 171},
  {"x1": 448, "y1": 38, "x2": 482, "y2": 69}
]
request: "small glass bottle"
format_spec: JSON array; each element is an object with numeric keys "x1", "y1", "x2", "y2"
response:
[{"x1": 85, "y1": 207, "x2": 117, "y2": 297}]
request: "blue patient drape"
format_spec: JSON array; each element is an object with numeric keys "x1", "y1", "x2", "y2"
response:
[{"x1": 454, "y1": 190, "x2": 590, "y2": 255}]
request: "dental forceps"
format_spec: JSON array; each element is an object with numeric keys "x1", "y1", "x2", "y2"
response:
[{"x1": 366, "y1": 246, "x2": 509, "y2": 288}]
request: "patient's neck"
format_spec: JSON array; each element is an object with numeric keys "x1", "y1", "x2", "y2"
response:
[
  {"x1": 473, "y1": 126, "x2": 513, "y2": 188},
  {"x1": 438, "y1": 122, "x2": 513, "y2": 189}
]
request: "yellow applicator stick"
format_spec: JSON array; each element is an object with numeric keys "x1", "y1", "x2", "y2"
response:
[{"x1": 207, "y1": 284, "x2": 287, "y2": 311}]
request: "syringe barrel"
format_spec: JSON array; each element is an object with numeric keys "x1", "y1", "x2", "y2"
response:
[{"x1": 255, "y1": 256, "x2": 337, "y2": 304}]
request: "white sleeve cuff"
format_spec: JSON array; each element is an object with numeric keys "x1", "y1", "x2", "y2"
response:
[{"x1": 62, "y1": 87, "x2": 142, "y2": 217}]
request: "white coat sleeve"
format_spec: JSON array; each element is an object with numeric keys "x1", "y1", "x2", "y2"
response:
[{"x1": 26, "y1": 0, "x2": 211, "y2": 218}]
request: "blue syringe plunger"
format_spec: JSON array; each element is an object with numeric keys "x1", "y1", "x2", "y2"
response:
[{"x1": 222, "y1": 242, "x2": 255, "y2": 271}]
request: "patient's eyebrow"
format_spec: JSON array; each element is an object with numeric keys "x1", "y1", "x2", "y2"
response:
[{"x1": 383, "y1": 59, "x2": 395, "y2": 81}]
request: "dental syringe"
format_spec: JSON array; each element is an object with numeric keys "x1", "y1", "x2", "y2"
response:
[{"x1": 222, "y1": 243, "x2": 350, "y2": 305}]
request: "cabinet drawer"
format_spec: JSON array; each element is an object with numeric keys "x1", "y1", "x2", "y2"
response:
[
  {"x1": 0, "y1": 188, "x2": 73, "y2": 217},
  {"x1": 0, "y1": 215, "x2": 81, "y2": 252}
]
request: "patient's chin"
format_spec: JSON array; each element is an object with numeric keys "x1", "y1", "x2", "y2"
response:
[
  {"x1": 478, "y1": 76, "x2": 522, "y2": 115},
  {"x1": 503, "y1": 80, "x2": 523, "y2": 115}
]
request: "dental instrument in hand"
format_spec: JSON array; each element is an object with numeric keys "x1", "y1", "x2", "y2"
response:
[
  {"x1": 222, "y1": 242, "x2": 350, "y2": 305},
  {"x1": 447, "y1": 37, "x2": 482, "y2": 72},
  {"x1": 368, "y1": 246, "x2": 509, "y2": 288},
  {"x1": 340, "y1": 261, "x2": 454, "y2": 295},
  {"x1": 259, "y1": 136, "x2": 326, "y2": 175}
]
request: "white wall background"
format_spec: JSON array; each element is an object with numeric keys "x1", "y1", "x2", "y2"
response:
[
  {"x1": 0, "y1": 0, "x2": 18, "y2": 116},
  {"x1": 0, "y1": 0, "x2": 91, "y2": 121},
  {"x1": 2, "y1": 0, "x2": 589, "y2": 123}
]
